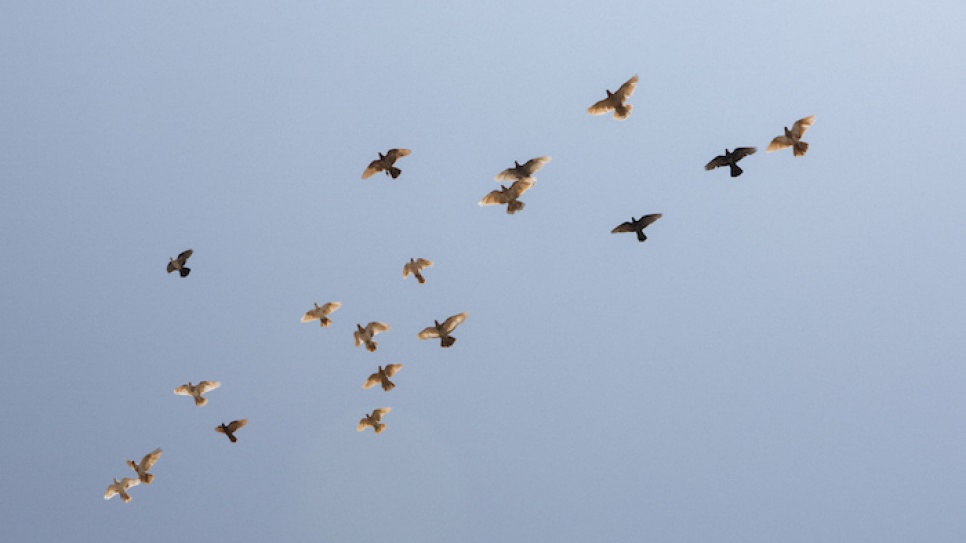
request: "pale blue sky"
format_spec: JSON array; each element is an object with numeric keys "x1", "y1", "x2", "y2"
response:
[{"x1": 2, "y1": 1, "x2": 965, "y2": 542}]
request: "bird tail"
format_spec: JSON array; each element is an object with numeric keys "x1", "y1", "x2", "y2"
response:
[
  {"x1": 382, "y1": 380, "x2": 395, "y2": 392},
  {"x1": 194, "y1": 396, "x2": 207, "y2": 407},
  {"x1": 366, "y1": 340, "x2": 378, "y2": 352},
  {"x1": 319, "y1": 316, "x2": 332, "y2": 328},
  {"x1": 636, "y1": 230, "x2": 647, "y2": 242},
  {"x1": 142, "y1": 473, "x2": 154, "y2": 484},
  {"x1": 389, "y1": 167, "x2": 401, "y2": 179},
  {"x1": 441, "y1": 336, "x2": 456, "y2": 348},
  {"x1": 793, "y1": 141, "x2": 808, "y2": 157},
  {"x1": 121, "y1": 492, "x2": 132, "y2": 503},
  {"x1": 179, "y1": 267, "x2": 190, "y2": 277},
  {"x1": 373, "y1": 423, "x2": 386, "y2": 434},
  {"x1": 729, "y1": 163, "x2": 743, "y2": 177},
  {"x1": 228, "y1": 433, "x2": 238, "y2": 443},
  {"x1": 415, "y1": 272, "x2": 425, "y2": 284},
  {"x1": 614, "y1": 103, "x2": 632, "y2": 120},
  {"x1": 507, "y1": 201, "x2": 525, "y2": 214}
]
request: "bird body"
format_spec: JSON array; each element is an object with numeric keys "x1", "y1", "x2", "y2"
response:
[
  {"x1": 363, "y1": 364, "x2": 403, "y2": 391},
  {"x1": 705, "y1": 147, "x2": 757, "y2": 177},
  {"x1": 362, "y1": 148, "x2": 411, "y2": 179},
  {"x1": 104, "y1": 477, "x2": 140, "y2": 503},
  {"x1": 494, "y1": 156, "x2": 551, "y2": 183},
  {"x1": 215, "y1": 419, "x2": 248, "y2": 443},
  {"x1": 479, "y1": 179, "x2": 534, "y2": 214},
  {"x1": 611, "y1": 214, "x2": 662, "y2": 242},
  {"x1": 403, "y1": 258, "x2": 433, "y2": 284},
  {"x1": 173, "y1": 380, "x2": 221, "y2": 407},
  {"x1": 166, "y1": 249, "x2": 193, "y2": 277},
  {"x1": 357, "y1": 407, "x2": 392, "y2": 433},
  {"x1": 417, "y1": 312, "x2": 468, "y2": 348},
  {"x1": 354, "y1": 322, "x2": 390, "y2": 352},
  {"x1": 301, "y1": 301, "x2": 342, "y2": 327},
  {"x1": 587, "y1": 75, "x2": 639, "y2": 120},
  {"x1": 125, "y1": 448, "x2": 162, "y2": 484},
  {"x1": 766, "y1": 115, "x2": 815, "y2": 156}
]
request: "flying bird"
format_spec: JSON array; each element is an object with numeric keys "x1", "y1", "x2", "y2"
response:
[
  {"x1": 479, "y1": 179, "x2": 534, "y2": 215},
  {"x1": 357, "y1": 407, "x2": 392, "y2": 433},
  {"x1": 403, "y1": 258, "x2": 433, "y2": 284},
  {"x1": 126, "y1": 448, "x2": 163, "y2": 484},
  {"x1": 354, "y1": 322, "x2": 390, "y2": 352},
  {"x1": 363, "y1": 364, "x2": 403, "y2": 392},
  {"x1": 104, "y1": 477, "x2": 140, "y2": 503},
  {"x1": 173, "y1": 381, "x2": 221, "y2": 407},
  {"x1": 587, "y1": 75, "x2": 639, "y2": 120},
  {"x1": 166, "y1": 249, "x2": 193, "y2": 277},
  {"x1": 300, "y1": 301, "x2": 342, "y2": 327},
  {"x1": 362, "y1": 148, "x2": 411, "y2": 179},
  {"x1": 705, "y1": 147, "x2": 757, "y2": 177},
  {"x1": 417, "y1": 312, "x2": 468, "y2": 348},
  {"x1": 611, "y1": 214, "x2": 663, "y2": 242},
  {"x1": 495, "y1": 156, "x2": 551, "y2": 183},
  {"x1": 215, "y1": 419, "x2": 248, "y2": 443},
  {"x1": 766, "y1": 115, "x2": 816, "y2": 156}
]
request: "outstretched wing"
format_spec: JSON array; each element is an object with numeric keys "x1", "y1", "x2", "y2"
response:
[
  {"x1": 197, "y1": 381, "x2": 221, "y2": 394},
  {"x1": 417, "y1": 326, "x2": 441, "y2": 339},
  {"x1": 385, "y1": 148, "x2": 411, "y2": 162},
  {"x1": 366, "y1": 322, "x2": 390, "y2": 335},
  {"x1": 415, "y1": 258, "x2": 433, "y2": 269},
  {"x1": 587, "y1": 96, "x2": 615, "y2": 115},
  {"x1": 363, "y1": 372, "x2": 381, "y2": 389},
  {"x1": 357, "y1": 418, "x2": 371, "y2": 432},
  {"x1": 732, "y1": 147, "x2": 757, "y2": 161},
  {"x1": 479, "y1": 188, "x2": 510, "y2": 206},
  {"x1": 611, "y1": 221, "x2": 636, "y2": 234},
  {"x1": 226, "y1": 419, "x2": 248, "y2": 433},
  {"x1": 766, "y1": 135, "x2": 793, "y2": 152},
  {"x1": 507, "y1": 179, "x2": 534, "y2": 199},
  {"x1": 319, "y1": 302, "x2": 341, "y2": 316},
  {"x1": 383, "y1": 364, "x2": 403, "y2": 377},
  {"x1": 140, "y1": 448, "x2": 163, "y2": 470},
  {"x1": 615, "y1": 75, "x2": 639, "y2": 100},
  {"x1": 705, "y1": 155, "x2": 730, "y2": 170},
  {"x1": 441, "y1": 312, "x2": 468, "y2": 333},
  {"x1": 372, "y1": 407, "x2": 392, "y2": 419},
  {"x1": 520, "y1": 156, "x2": 551, "y2": 176},
  {"x1": 637, "y1": 214, "x2": 662, "y2": 229},
  {"x1": 173, "y1": 384, "x2": 193, "y2": 396},
  {"x1": 362, "y1": 159, "x2": 383, "y2": 179},
  {"x1": 791, "y1": 115, "x2": 815, "y2": 139},
  {"x1": 177, "y1": 250, "x2": 193, "y2": 264}
]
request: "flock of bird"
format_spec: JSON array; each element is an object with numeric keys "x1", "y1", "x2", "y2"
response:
[{"x1": 103, "y1": 73, "x2": 814, "y2": 503}]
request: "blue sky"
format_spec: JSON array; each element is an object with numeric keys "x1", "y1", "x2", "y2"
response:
[{"x1": 2, "y1": 1, "x2": 965, "y2": 541}]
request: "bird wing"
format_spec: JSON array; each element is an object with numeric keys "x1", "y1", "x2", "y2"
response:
[
  {"x1": 732, "y1": 147, "x2": 757, "y2": 161},
  {"x1": 441, "y1": 312, "x2": 468, "y2": 333},
  {"x1": 479, "y1": 188, "x2": 510, "y2": 206},
  {"x1": 363, "y1": 373, "x2": 381, "y2": 389},
  {"x1": 197, "y1": 381, "x2": 221, "y2": 394},
  {"x1": 417, "y1": 326, "x2": 441, "y2": 339},
  {"x1": 372, "y1": 407, "x2": 392, "y2": 419},
  {"x1": 140, "y1": 448, "x2": 162, "y2": 470},
  {"x1": 361, "y1": 160, "x2": 383, "y2": 179},
  {"x1": 104, "y1": 485, "x2": 119, "y2": 500},
  {"x1": 366, "y1": 322, "x2": 390, "y2": 335},
  {"x1": 637, "y1": 214, "x2": 662, "y2": 229},
  {"x1": 383, "y1": 364, "x2": 403, "y2": 377},
  {"x1": 166, "y1": 261, "x2": 176, "y2": 273},
  {"x1": 611, "y1": 221, "x2": 636, "y2": 233},
  {"x1": 357, "y1": 419, "x2": 371, "y2": 431},
  {"x1": 301, "y1": 308, "x2": 322, "y2": 322},
  {"x1": 521, "y1": 156, "x2": 551, "y2": 176},
  {"x1": 386, "y1": 148, "x2": 411, "y2": 161},
  {"x1": 494, "y1": 167, "x2": 523, "y2": 182},
  {"x1": 615, "y1": 75, "x2": 639, "y2": 100},
  {"x1": 227, "y1": 419, "x2": 248, "y2": 432},
  {"x1": 402, "y1": 261, "x2": 414, "y2": 277},
  {"x1": 173, "y1": 384, "x2": 193, "y2": 396},
  {"x1": 120, "y1": 478, "x2": 140, "y2": 491},
  {"x1": 766, "y1": 136, "x2": 793, "y2": 152},
  {"x1": 353, "y1": 330, "x2": 364, "y2": 347},
  {"x1": 705, "y1": 155, "x2": 730, "y2": 170},
  {"x1": 177, "y1": 250, "x2": 193, "y2": 264},
  {"x1": 586, "y1": 96, "x2": 615, "y2": 115},
  {"x1": 319, "y1": 302, "x2": 341, "y2": 315},
  {"x1": 791, "y1": 115, "x2": 815, "y2": 138},
  {"x1": 507, "y1": 179, "x2": 534, "y2": 199},
  {"x1": 415, "y1": 258, "x2": 433, "y2": 268}
]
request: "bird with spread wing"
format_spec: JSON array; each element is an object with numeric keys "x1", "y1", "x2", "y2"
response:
[
  {"x1": 354, "y1": 322, "x2": 390, "y2": 352},
  {"x1": 300, "y1": 301, "x2": 342, "y2": 327},
  {"x1": 126, "y1": 448, "x2": 162, "y2": 484},
  {"x1": 611, "y1": 214, "x2": 663, "y2": 242},
  {"x1": 587, "y1": 75, "x2": 639, "y2": 120},
  {"x1": 479, "y1": 179, "x2": 534, "y2": 215},
  {"x1": 417, "y1": 312, "x2": 468, "y2": 348},
  {"x1": 173, "y1": 381, "x2": 221, "y2": 407},
  {"x1": 766, "y1": 115, "x2": 815, "y2": 156},
  {"x1": 362, "y1": 148, "x2": 411, "y2": 179},
  {"x1": 363, "y1": 364, "x2": 403, "y2": 392},
  {"x1": 357, "y1": 407, "x2": 392, "y2": 434}
]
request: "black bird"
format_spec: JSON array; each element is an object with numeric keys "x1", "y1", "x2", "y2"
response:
[
  {"x1": 705, "y1": 147, "x2": 757, "y2": 177},
  {"x1": 362, "y1": 149, "x2": 411, "y2": 179},
  {"x1": 215, "y1": 419, "x2": 248, "y2": 443},
  {"x1": 611, "y1": 214, "x2": 662, "y2": 242},
  {"x1": 166, "y1": 249, "x2": 193, "y2": 277}
]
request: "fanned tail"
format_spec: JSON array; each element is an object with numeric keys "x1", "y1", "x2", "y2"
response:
[
  {"x1": 366, "y1": 340, "x2": 378, "y2": 352},
  {"x1": 373, "y1": 423, "x2": 386, "y2": 433},
  {"x1": 415, "y1": 272, "x2": 425, "y2": 284},
  {"x1": 319, "y1": 317, "x2": 332, "y2": 328},
  {"x1": 636, "y1": 230, "x2": 647, "y2": 242},
  {"x1": 729, "y1": 163, "x2": 743, "y2": 177},
  {"x1": 507, "y1": 200, "x2": 525, "y2": 214},
  {"x1": 389, "y1": 167, "x2": 401, "y2": 179},
  {"x1": 382, "y1": 381, "x2": 395, "y2": 392},
  {"x1": 194, "y1": 396, "x2": 207, "y2": 407},
  {"x1": 179, "y1": 267, "x2": 190, "y2": 277},
  {"x1": 794, "y1": 141, "x2": 809, "y2": 157},
  {"x1": 441, "y1": 336, "x2": 456, "y2": 348},
  {"x1": 228, "y1": 433, "x2": 237, "y2": 443}
]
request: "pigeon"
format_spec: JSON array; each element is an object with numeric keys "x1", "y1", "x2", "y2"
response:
[
  {"x1": 173, "y1": 381, "x2": 221, "y2": 407},
  {"x1": 495, "y1": 156, "x2": 551, "y2": 183},
  {"x1": 611, "y1": 214, "x2": 663, "y2": 242},
  {"x1": 166, "y1": 249, "x2": 193, "y2": 277},
  {"x1": 479, "y1": 179, "x2": 534, "y2": 215},
  {"x1": 362, "y1": 149, "x2": 411, "y2": 179},
  {"x1": 587, "y1": 75, "x2": 639, "y2": 120},
  {"x1": 363, "y1": 364, "x2": 403, "y2": 391},
  {"x1": 300, "y1": 302, "x2": 342, "y2": 327},
  {"x1": 104, "y1": 477, "x2": 140, "y2": 503},
  {"x1": 403, "y1": 258, "x2": 433, "y2": 284},
  {"x1": 766, "y1": 115, "x2": 815, "y2": 156},
  {"x1": 354, "y1": 322, "x2": 390, "y2": 352},
  {"x1": 705, "y1": 147, "x2": 757, "y2": 177},
  {"x1": 357, "y1": 408, "x2": 392, "y2": 433},
  {"x1": 215, "y1": 419, "x2": 248, "y2": 443},
  {"x1": 126, "y1": 448, "x2": 162, "y2": 484},
  {"x1": 417, "y1": 312, "x2": 468, "y2": 348}
]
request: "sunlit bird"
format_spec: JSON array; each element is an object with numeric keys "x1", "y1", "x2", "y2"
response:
[
  {"x1": 166, "y1": 249, "x2": 193, "y2": 277},
  {"x1": 215, "y1": 419, "x2": 248, "y2": 443},
  {"x1": 363, "y1": 364, "x2": 403, "y2": 391},
  {"x1": 126, "y1": 448, "x2": 162, "y2": 484},
  {"x1": 587, "y1": 75, "x2": 639, "y2": 120},
  {"x1": 300, "y1": 301, "x2": 342, "y2": 327},
  {"x1": 354, "y1": 322, "x2": 390, "y2": 352},
  {"x1": 705, "y1": 147, "x2": 757, "y2": 177},
  {"x1": 362, "y1": 148, "x2": 411, "y2": 179},
  {"x1": 766, "y1": 115, "x2": 816, "y2": 156},
  {"x1": 173, "y1": 381, "x2": 221, "y2": 407},
  {"x1": 417, "y1": 312, "x2": 468, "y2": 348},
  {"x1": 495, "y1": 156, "x2": 551, "y2": 184},
  {"x1": 611, "y1": 214, "x2": 663, "y2": 242},
  {"x1": 403, "y1": 258, "x2": 433, "y2": 284},
  {"x1": 479, "y1": 179, "x2": 534, "y2": 215},
  {"x1": 357, "y1": 407, "x2": 392, "y2": 433},
  {"x1": 104, "y1": 477, "x2": 140, "y2": 503}
]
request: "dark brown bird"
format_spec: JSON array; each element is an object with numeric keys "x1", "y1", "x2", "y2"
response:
[
  {"x1": 587, "y1": 75, "x2": 639, "y2": 120},
  {"x1": 705, "y1": 147, "x2": 757, "y2": 177},
  {"x1": 403, "y1": 258, "x2": 433, "y2": 284},
  {"x1": 611, "y1": 214, "x2": 663, "y2": 242},
  {"x1": 166, "y1": 249, "x2": 193, "y2": 277},
  {"x1": 766, "y1": 115, "x2": 815, "y2": 156},
  {"x1": 363, "y1": 364, "x2": 403, "y2": 392},
  {"x1": 417, "y1": 312, "x2": 468, "y2": 348},
  {"x1": 126, "y1": 448, "x2": 162, "y2": 484},
  {"x1": 357, "y1": 407, "x2": 391, "y2": 433},
  {"x1": 494, "y1": 156, "x2": 551, "y2": 184},
  {"x1": 362, "y1": 149, "x2": 411, "y2": 179},
  {"x1": 479, "y1": 179, "x2": 534, "y2": 214},
  {"x1": 215, "y1": 419, "x2": 248, "y2": 443}
]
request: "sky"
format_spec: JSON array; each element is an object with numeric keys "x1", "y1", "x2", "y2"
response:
[{"x1": 2, "y1": 1, "x2": 966, "y2": 541}]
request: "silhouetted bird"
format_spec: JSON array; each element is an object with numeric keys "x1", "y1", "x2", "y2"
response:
[
  {"x1": 479, "y1": 179, "x2": 534, "y2": 214},
  {"x1": 403, "y1": 258, "x2": 433, "y2": 284},
  {"x1": 417, "y1": 312, "x2": 468, "y2": 348},
  {"x1": 354, "y1": 322, "x2": 390, "y2": 352},
  {"x1": 300, "y1": 302, "x2": 342, "y2": 327},
  {"x1": 495, "y1": 156, "x2": 551, "y2": 183},
  {"x1": 166, "y1": 249, "x2": 193, "y2": 277},
  {"x1": 173, "y1": 381, "x2": 221, "y2": 407},
  {"x1": 611, "y1": 214, "x2": 663, "y2": 242},
  {"x1": 357, "y1": 407, "x2": 391, "y2": 433},
  {"x1": 215, "y1": 419, "x2": 247, "y2": 443},
  {"x1": 126, "y1": 448, "x2": 162, "y2": 484},
  {"x1": 363, "y1": 364, "x2": 403, "y2": 391},
  {"x1": 104, "y1": 477, "x2": 140, "y2": 503},
  {"x1": 587, "y1": 75, "x2": 639, "y2": 120},
  {"x1": 766, "y1": 115, "x2": 815, "y2": 156},
  {"x1": 705, "y1": 147, "x2": 757, "y2": 177},
  {"x1": 362, "y1": 149, "x2": 411, "y2": 179}
]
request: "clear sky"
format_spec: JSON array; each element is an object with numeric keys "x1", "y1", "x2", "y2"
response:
[{"x1": 2, "y1": 1, "x2": 965, "y2": 542}]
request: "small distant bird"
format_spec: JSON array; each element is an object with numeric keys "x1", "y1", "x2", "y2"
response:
[
  {"x1": 611, "y1": 214, "x2": 663, "y2": 242},
  {"x1": 766, "y1": 115, "x2": 816, "y2": 156},
  {"x1": 417, "y1": 312, "x2": 468, "y2": 348},
  {"x1": 215, "y1": 419, "x2": 248, "y2": 443},
  {"x1": 403, "y1": 258, "x2": 433, "y2": 284},
  {"x1": 479, "y1": 179, "x2": 534, "y2": 214},
  {"x1": 587, "y1": 75, "x2": 639, "y2": 120},
  {"x1": 300, "y1": 302, "x2": 342, "y2": 327},
  {"x1": 126, "y1": 448, "x2": 163, "y2": 484},
  {"x1": 104, "y1": 477, "x2": 140, "y2": 503},
  {"x1": 362, "y1": 148, "x2": 411, "y2": 179},
  {"x1": 357, "y1": 407, "x2": 392, "y2": 433},
  {"x1": 495, "y1": 156, "x2": 551, "y2": 183},
  {"x1": 166, "y1": 249, "x2": 193, "y2": 277},
  {"x1": 173, "y1": 381, "x2": 221, "y2": 407},
  {"x1": 363, "y1": 364, "x2": 403, "y2": 391},
  {"x1": 354, "y1": 322, "x2": 390, "y2": 352},
  {"x1": 705, "y1": 147, "x2": 757, "y2": 177}
]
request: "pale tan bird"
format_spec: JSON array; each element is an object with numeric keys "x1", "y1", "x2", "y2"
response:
[
  {"x1": 357, "y1": 407, "x2": 392, "y2": 433},
  {"x1": 215, "y1": 419, "x2": 248, "y2": 443},
  {"x1": 403, "y1": 258, "x2": 433, "y2": 284},
  {"x1": 587, "y1": 75, "x2": 639, "y2": 120},
  {"x1": 417, "y1": 312, "x2": 468, "y2": 348},
  {"x1": 495, "y1": 156, "x2": 551, "y2": 183},
  {"x1": 173, "y1": 381, "x2": 221, "y2": 407},
  {"x1": 104, "y1": 477, "x2": 140, "y2": 503},
  {"x1": 300, "y1": 301, "x2": 342, "y2": 327},
  {"x1": 166, "y1": 249, "x2": 193, "y2": 277},
  {"x1": 362, "y1": 148, "x2": 411, "y2": 179},
  {"x1": 363, "y1": 364, "x2": 403, "y2": 391},
  {"x1": 126, "y1": 448, "x2": 162, "y2": 484},
  {"x1": 354, "y1": 322, "x2": 390, "y2": 352},
  {"x1": 766, "y1": 115, "x2": 816, "y2": 156},
  {"x1": 479, "y1": 179, "x2": 534, "y2": 215}
]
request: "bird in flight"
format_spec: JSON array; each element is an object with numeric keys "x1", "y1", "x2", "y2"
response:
[
  {"x1": 417, "y1": 312, "x2": 468, "y2": 348},
  {"x1": 357, "y1": 407, "x2": 392, "y2": 434},
  {"x1": 479, "y1": 179, "x2": 534, "y2": 215},
  {"x1": 705, "y1": 147, "x2": 757, "y2": 177},
  {"x1": 362, "y1": 148, "x2": 411, "y2": 179},
  {"x1": 363, "y1": 364, "x2": 403, "y2": 392},
  {"x1": 766, "y1": 115, "x2": 815, "y2": 156},
  {"x1": 215, "y1": 419, "x2": 248, "y2": 443},
  {"x1": 587, "y1": 75, "x2": 639, "y2": 120},
  {"x1": 403, "y1": 258, "x2": 433, "y2": 284},
  {"x1": 354, "y1": 322, "x2": 390, "y2": 352},
  {"x1": 166, "y1": 249, "x2": 193, "y2": 277},
  {"x1": 300, "y1": 302, "x2": 342, "y2": 327},
  {"x1": 104, "y1": 477, "x2": 140, "y2": 503},
  {"x1": 173, "y1": 381, "x2": 221, "y2": 407},
  {"x1": 611, "y1": 214, "x2": 663, "y2": 242},
  {"x1": 495, "y1": 156, "x2": 551, "y2": 184},
  {"x1": 126, "y1": 448, "x2": 163, "y2": 484}
]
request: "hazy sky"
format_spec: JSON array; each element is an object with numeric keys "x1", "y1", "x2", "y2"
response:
[{"x1": 2, "y1": 1, "x2": 965, "y2": 542}]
